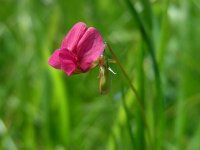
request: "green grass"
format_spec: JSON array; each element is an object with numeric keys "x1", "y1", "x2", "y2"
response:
[{"x1": 0, "y1": 0, "x2": 200, "y2": 149}]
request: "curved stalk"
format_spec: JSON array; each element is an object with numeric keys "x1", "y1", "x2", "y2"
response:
[{"x1": 107, "y1": 43, "x2": 152, "y2": 148}]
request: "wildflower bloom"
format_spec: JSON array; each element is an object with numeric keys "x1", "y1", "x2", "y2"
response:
[{"x1": 48, "y1": 22, "x2": 105, "y2": 76}]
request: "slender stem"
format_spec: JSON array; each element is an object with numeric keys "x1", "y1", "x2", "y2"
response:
[
  {"x1": 124, "y1": 0, "x2": 161, "y2": 87},
  {"x1": 124, "y1": 0, "x2": 164, "y2": 148},
  {"x1": 136, "y1": 42, "x2": 146, "y2": 149},
  {"x1": 121, "y1": 87, "x2": 136, "y2": 149},
  {"x1": 107, "y1": 43, "x2": 152, "y2": 147},
  {"x1": 124, "y1": 0, "x2": 163, "y2": 109},
  {"x1": 107, "y1": 44, "x2": 142, "y2": 108}
]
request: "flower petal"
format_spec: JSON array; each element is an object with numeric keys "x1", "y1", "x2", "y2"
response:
[
  {"x1": 77, "y1": 27, "x2": 105, "y2": 71},
  {"x1": 59, "y1": 49, "x2": 76, "y2": 76},
  {"x1": 48, "y1": 49, "x2": 61, "y2": 69},
  {"x1": 61, "y1": 22, "x2": 87, "y2": 51}
]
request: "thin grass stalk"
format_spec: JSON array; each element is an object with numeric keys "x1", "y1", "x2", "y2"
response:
[
  {"x1": 107, "y1": 43, "x2": 152, "y2": 148},
  {"x1": 157, "y1": 0, "x2": 170, "y2": 69},
  {"x1": 121, "y1": 87, "x2": 136, "y2": 149},
  {"x1": 136, "y1": 43, "x2": 146, "y2": 149},
  {"x1": 124, "y1": 0, "x2": 164, "y2": 149},
  {"x1": 42, "y1": 6, "x2": 70, "y2": 147}
]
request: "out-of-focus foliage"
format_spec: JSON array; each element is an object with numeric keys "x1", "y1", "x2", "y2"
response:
[{"x1": 0, "y1": 0, "x2": 200, "y2": 149}]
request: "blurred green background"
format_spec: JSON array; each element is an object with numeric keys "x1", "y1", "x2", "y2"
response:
[{"x1": 0, "y1": 0, "x2": 200, "y2": 149}]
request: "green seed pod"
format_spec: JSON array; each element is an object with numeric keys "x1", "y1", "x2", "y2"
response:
[{"x1": 99, "y1": 55, "x2": 111, "y2": 94}]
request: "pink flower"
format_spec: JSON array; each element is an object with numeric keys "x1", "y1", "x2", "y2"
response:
[{"x1": 48, "y1": 22, "x2": 105, "y2": 76}]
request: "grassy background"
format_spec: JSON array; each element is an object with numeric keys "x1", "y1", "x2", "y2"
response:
[{"x1": 0, "y1": 0, "x2": 200, "y2": 149}]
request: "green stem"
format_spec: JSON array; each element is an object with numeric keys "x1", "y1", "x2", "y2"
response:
[
  {"x1": 124, "y1": 0, "x2": 161, "y2": 87},
  {"x1": 107, "y1": 43, "x2": 152, "y2": 148},
  {"x1": 121, "y1": 87, "x2": 136, "y2": 149},
  {"x1": 136, "y1": 43, "x2": 146, "y2": 149},
  {"x1": 124, "y1": 0, "x2": 164, "y2": 148},
  {"x1": 107, "y1": 44, "x2": 141, "y2": 108}
]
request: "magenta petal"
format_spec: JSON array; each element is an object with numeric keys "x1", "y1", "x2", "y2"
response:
[
  {"x1": 61, "y1": 22, "x2": 87, "y2": 51},
  {"x1": 59, "y1": 49, "x2": 76, "y2": 76},
  {"x1": 61, "y1": 61, "x2": 76, "y2": 76},
  {"x1": 79, "y1": 61, "x2": 92, "y2": 72},
  {"x1": 48, "y1": 49, "x2": 61, "y2": 69},
  {"x1": 77, "y1": 27, "x2": 105, "y2": 71}
]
